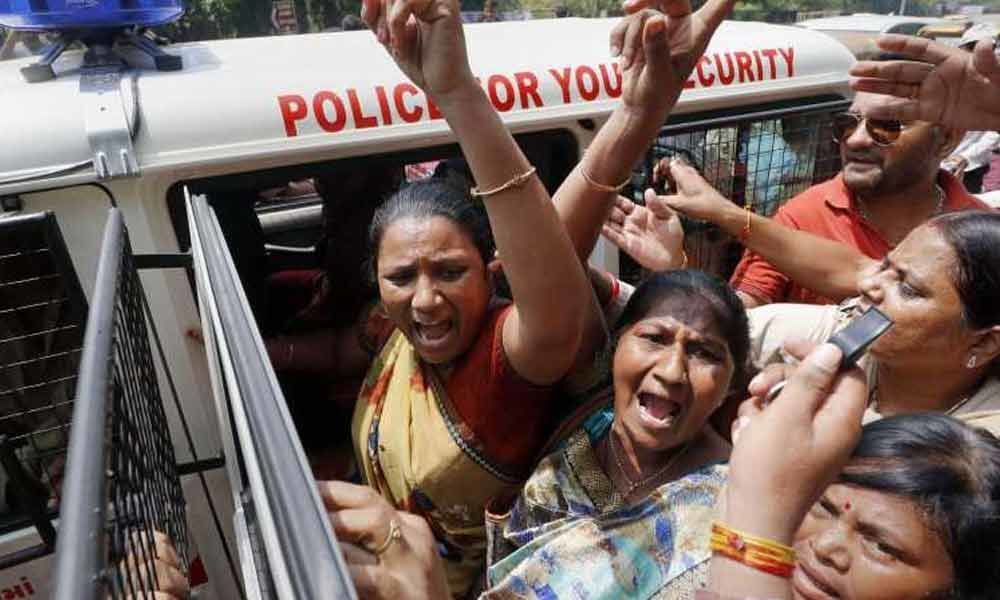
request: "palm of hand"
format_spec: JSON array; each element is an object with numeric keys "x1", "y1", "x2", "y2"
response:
[
  {"x1": 622, "y1": 204, "x2": 684, "y2": 269},
  {"x1": 920, "y1": 56, "x2": 1000, "y2": 131}
]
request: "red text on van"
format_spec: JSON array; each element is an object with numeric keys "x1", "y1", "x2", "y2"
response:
[{"x1": 278, "y1": 47, "x2": 796, "y2": 137}]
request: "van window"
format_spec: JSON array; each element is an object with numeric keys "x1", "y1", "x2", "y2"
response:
[{"x1": 167, "y1": 129, "x2": 577, "y2": 460}]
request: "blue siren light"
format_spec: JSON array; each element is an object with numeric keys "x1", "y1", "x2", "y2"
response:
[{"x1": 0, "y1": 0, "x2": 184, "y2": 31}]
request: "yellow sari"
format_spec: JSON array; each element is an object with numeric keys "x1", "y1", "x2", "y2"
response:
[{"x1": 352, "y1": 329, "x2": 525, "y2": 597}]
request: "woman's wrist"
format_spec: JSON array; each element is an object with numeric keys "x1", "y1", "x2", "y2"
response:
[
  {"x1": 429, "y1": 78, "x2": 486, "y2": 111},
  {"x1": 722, "y1": 489, "x2": 798, "y2": 546}
]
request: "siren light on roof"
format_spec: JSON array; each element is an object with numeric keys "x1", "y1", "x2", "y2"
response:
[{"x1": 0, "y1": 0, "x2": 184, "y2": 31}]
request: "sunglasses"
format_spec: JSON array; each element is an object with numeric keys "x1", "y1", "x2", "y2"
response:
[{"x1": 831, "y1": 112, "x2": 905, "y2": 147}]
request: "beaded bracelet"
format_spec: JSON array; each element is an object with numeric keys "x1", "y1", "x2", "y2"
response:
[
  {"x1": 471, "y1": 167, "x2": 538, "y2": 199},
  {"x1": 710, "y1": 521, "x2": 796, "y2": 579}
]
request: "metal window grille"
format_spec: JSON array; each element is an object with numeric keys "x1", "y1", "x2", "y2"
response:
[
  {"x1": 0, "y1": 211, "x2": 87, "y2": 566},
  {"x1": 52, "y1": 208, "x2": 189, "y2": 600},
  {"x1": 626, "y1": 99, "x2": 847, "y2": 282}
]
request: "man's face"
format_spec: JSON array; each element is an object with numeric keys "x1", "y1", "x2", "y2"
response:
[{"x1": 839, "y1": 92, "x2": 942, "y2": 197}]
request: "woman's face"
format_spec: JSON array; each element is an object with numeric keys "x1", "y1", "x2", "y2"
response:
[
  {"x1": 792, "y1": 483, "x2": 953, "y2": 600},
  {"x1": 376, "y1": 216, "x2": 490, "y2": 364},
  {"x1": 611, "y1": 298, "x2": 735, "y2": 454},
  {"x1": 858, "y1": 225, "x2": 972, "y2": 367}
]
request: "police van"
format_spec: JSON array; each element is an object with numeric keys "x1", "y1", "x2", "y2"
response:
[{"x1": 0, "y1": 12, "x2": 854, "y2": 599}]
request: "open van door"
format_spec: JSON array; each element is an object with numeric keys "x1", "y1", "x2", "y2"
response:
[{"x1": 185, "y1": 190, "x2": 355, "y2": 599}]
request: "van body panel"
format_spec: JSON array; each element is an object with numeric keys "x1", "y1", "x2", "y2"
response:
[{"x1": 0, "y1": 19, "x2": 854, "y2": 193}]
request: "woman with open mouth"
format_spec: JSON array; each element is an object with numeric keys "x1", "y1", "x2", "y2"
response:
[{"x1": 479, "y1": 268, "x2": 751, "y2": 598}]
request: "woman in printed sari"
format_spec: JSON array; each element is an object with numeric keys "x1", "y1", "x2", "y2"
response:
[{"x1": 481, "y1": 269, "x2": 750, "y2": 598}]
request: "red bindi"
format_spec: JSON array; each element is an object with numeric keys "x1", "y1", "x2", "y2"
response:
[{"x1": 844, "y1": 502, "x2": 851, "y2": 511}]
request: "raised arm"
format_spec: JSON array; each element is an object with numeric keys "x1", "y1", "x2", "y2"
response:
[
  {"x1": 660, "y1": 160, "x2": 875, "y2": 300},
  {"x1": 553, "y1": 0, "x2": 735, "y2": 264},
  {"x1": 362, "y1": 0, "x2": 591, "y2": 384}
]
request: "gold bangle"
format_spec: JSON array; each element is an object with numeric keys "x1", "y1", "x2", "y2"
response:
[
  {"x1": 470, "y1": 167, "x2": 538, "y2": 199},
  {"x1": 580, "y1": 166, "x2": 631, "y2": 193},
  {"x1": 710, "y1": 521, "x2": 796, "y2": 579}
]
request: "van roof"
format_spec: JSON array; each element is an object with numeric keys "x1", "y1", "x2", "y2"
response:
[
  {"x1": 0, "y1": 18, "x2": 854, "y2": 192},
  {"x1": 798, "y1": 13, "x2": 944, "y2": 32}
]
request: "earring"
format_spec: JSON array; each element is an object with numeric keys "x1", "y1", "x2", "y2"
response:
[{"x1": 967, "y1": 355, "x2": 978, "y2": 369}]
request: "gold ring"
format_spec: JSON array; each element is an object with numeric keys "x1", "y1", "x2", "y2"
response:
[{"x1": 370, "y1": 519, "x2": 402, "y2": 556}]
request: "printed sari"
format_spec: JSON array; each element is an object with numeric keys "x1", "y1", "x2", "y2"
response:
[{"x1": 484, "y1": 427, "x2": 727, "y2": 599}]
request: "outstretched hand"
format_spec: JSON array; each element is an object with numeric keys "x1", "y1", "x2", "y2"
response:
[
  {"x1": 361, "y1": 0, "x2": 475, "y2": 100},
  {"x1": 726, "y1": 341, "x2": 867, "y2": 542},
  {"x1": 653, "y1": 159, "x2": 733, "y2": 224},
  {"x1": 850, "y1": 34, "x2": 1000, "y2": 131},
  {"x1": 603, "y1": 192, "x2": 685, "y2": 271}
]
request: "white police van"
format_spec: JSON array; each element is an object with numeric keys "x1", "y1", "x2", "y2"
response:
[{"x1": 0, "y1": 8, "x2": 854, "y2": 598}]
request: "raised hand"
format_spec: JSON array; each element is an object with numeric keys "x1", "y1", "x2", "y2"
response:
[
  {"x1": 602, "y1": 192, "x2": 685, "y2": 271},
  {"x1": 655, "y1": 159, "x2": 734, "y2": 224},
  {"x1": 850, "y1": 34, "x2": 1000, "y2": 131},
  {"x1": 360, "y1": 0, "x2": 475, "y2": 100},
  {"x1": 725, "y1": 342, "x2": 867, "y2": 542}
]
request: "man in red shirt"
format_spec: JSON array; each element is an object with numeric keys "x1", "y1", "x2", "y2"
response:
[{"x1": 730, "y1": 90, "x2": 987, "y2": 307}]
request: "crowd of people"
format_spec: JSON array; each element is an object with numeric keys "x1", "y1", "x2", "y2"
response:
[{"x1": 146, "y1": 0, "x2": 1000, "y2": 596}]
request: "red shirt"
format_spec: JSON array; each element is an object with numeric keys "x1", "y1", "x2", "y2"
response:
[{"x1": 730, "y1": 171, "x2": 989, "y2": 305}]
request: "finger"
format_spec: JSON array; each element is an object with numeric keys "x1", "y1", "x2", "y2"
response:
[
  {"x1": 875, "y1": 33, "x2": 956, "y2": 65},
  {"x1": 387, "y1": 0, "x2": 416, "y2": 52},
  {"x1": 668, "y1": 159, "x2": 704, "y2": 193},
  {"x1": 609, "y1": 14, "x2": 629, "y2": 57},
  {"x1": 731, "y1": 414, "x2": 751, "y2": 445},
  {"x1": 328, "y1": 506, "x2": 393, "y2": 547},
  {"x1": 644, "y1": 190, "x2": 678, "y2": 219},
  {"x1": 849, "y1": 60, "x2": 933, "y2": 84},
  {"x1": 361, "y1": 0, "x2": 381, "y2": 30},
  {"x1": 620, "y1": 11, "x2": 645, "y2": 70},
  {"x1": 747, "y1": 363, "x2": 792, "y2": 398},
  {"x1": 602, "y1": 224, "x2": 629, "y2": 250},
  {"x1": 340, "y1": 541, "x2": 378, "y2": 566},
  {"x1": 771, "y1": 343, "x2": 843, "y2": 418},
  {"x1": 641, "y1": 14, "x2": 671, "y2": 75},
  {"x1": 621, "y1": 0, "x2": 654, "y2": 14},
  {"x1": 151, "y1": 532, "x2": 182, "y2": 570},
  {"x1": 812, "y1": 365, "x2": 868, "y2": 440},
  {"x1": 608, "y1": 206, "x2": 627, "y2": 225},
  {"x1": 973, "y1": 39, "x2": 1000, "y2": 84},
  {"x1": 153, "y1": 559, "x2": 189, "y2": 597},
  {"x1": 347, "y1": 563, "x2": 384, "y2": 598},
  {"x1": 849, "y1": 95, "x2": 922, "y2": 123},
  {"x1": 780, "y1": 336, "x2": 819, "y2": 363},
  {"x1": 377, "y1": 0, "x2": 391, "y2": 45},
  {"x1": 615, "y1": 194, "x2": 636, "y2": 215},
  {"x1": 318, "y1": 480, "x2": 385, "y2": 511},
  {"x1": 658, "y1": 0, "x2": 693, "y2": 17}
]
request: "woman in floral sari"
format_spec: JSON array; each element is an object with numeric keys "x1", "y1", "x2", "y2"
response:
[{"x1": 480, "y1": 268, "x2": 750, "y2": 599}]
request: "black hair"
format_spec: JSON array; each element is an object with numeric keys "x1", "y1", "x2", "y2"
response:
[
  {"x1": 929, "y1": 211, "x2": 1000, "y2": 331},
  {"x1": 840, "y1": 414, "x2": 1000, "y2": 600},
  {"x1": 368, "y1": 178, "x2": 495, "y2": 281},
  {"x1": 615, "y1": 269, "x2": 751, "y2": 391}
]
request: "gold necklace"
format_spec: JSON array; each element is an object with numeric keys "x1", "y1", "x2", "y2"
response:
[{"x1": 608, "y1": 432, "x2": 692, "y2": 497}]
